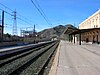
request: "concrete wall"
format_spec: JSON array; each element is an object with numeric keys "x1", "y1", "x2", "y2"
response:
[
  {"x1": 81, "y1": 29, "x2": 100, "y2": 43},
  {"x1": 0, "y1": 42, "x2": 18, "y2": 47}
]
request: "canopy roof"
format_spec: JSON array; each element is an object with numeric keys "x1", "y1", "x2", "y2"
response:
[
  {"x1": 63, "y1": 25, "x2": 79, "y2": 34},
  {"x1": 64, "y1": 26, "x2": 100, "y2": 35}
]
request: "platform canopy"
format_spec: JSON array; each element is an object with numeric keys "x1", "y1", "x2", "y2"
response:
[
  {"x1": 64, "y1": 25, "x2": 100, "y2": 35},
  {"x1": 69, "y1": 28, "x2": 100, "y2": 35},
  {"x1": 63, "y1": 25, "x2": 79, "y2": 35}
]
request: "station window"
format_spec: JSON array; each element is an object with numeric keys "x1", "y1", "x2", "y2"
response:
[
  {"x1": 96, "y1": 25, "x2": 98, "y2": 27},
  {"x1": 97, "y1": 16, "x2": 98, "y2": 19},
  {"x1": 93, "y1": 19, "x2": 94, "y2": 22}
]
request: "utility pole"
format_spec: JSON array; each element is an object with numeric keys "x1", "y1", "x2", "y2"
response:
[
  {"x1": 13, "y1": 10, "x2": 17, "y2": 35},
  {"x1": 34, "y1": 25, "x2": 35, "y2": 36},
  {"x1": 0, "y1": 15, "x2": 1, "y2": 24},
  {"x1": 33, "y1": 25, "x2": 35, "y2": 43},
  {"x1": 20, "y1": 28, "x2": 22, "y2": 37},
  {"x1": 1, "y1": 10, "x2": 4, "y2": 42},
  {"x1": 33, "y1": 25, "x2": 35, "y2": 37}
]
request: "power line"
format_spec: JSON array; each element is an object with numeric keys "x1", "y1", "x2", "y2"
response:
[
  {"x1": 0, "y1": 3, "x2": 33, "y2": 26},
  {"x1": 0, "y1": 2, "x2": 52, "y2": 27},
  {"x1": 0, "y1": 9, "x2": 34, "y2": 36},
  {"x1": 0, "y1": 9, "x2": 13, "y2": 16},
  {"x1": 31, "y1": 0, "x2": 52, "y2": 25},
  {"x1": 34, "y1": 0, "x2": 52, "y2": 25},
  {"x1": 0, "y1": 3, "x2": 13, "y2": 11},
  {"x1": 17, "y1": 13, "x2": 33, "y2": 24},
  {"x1": 4, "y1": 11, "x2": 13, "y2": 16},
  {"x1": 16, "y1": 17, "x2": 33, "y2": 25},
  {"x1": 0, "y1": 8, "x2": 33, "y2": 26}
]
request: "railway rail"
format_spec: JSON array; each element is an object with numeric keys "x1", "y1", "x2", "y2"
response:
[{"x1": 0, "y1": 40, "x2": 59, "y2": 75}]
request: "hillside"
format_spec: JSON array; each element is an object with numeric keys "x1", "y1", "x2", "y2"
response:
[
  {"x1": 60, "y1": 24, "x2": 78, "y2": 40},
  {"x1": 37, "y1": 25, "x2": 66, "y2": 40}
]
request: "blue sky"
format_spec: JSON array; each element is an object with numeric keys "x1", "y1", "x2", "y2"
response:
[{"x1": 0, "y1": 0, "x2": 100, "y2": 35}]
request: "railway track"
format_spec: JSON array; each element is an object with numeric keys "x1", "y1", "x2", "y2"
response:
[{"x1": 0, "y1": 41, "x2": 59, "y2": 75}]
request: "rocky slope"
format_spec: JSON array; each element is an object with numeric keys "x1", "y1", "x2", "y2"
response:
[{"x1": 37, "y1": 25, "x2": 66, "y2": 40}]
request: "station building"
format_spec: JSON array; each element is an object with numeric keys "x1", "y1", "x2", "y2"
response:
[
  {"x1": 64, "y1": 9, "x2": 100, "y2": 45},
  {"x1": 79, "y1": 9, "x2": 100, "y2": 29}
]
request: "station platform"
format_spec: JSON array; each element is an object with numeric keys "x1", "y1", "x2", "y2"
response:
[{"x1": 49, "y1": 40, "x2": 100, "y2": 75}]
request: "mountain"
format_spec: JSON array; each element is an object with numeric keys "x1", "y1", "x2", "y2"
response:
[
  {"x1": 37, "y1": 25, "x2": 66, "y2": 40},
  {"x1": 36, "y1": 24, "x2": 77, "y2": 41},
  {"x1": 60, "y1": 24, "x2": 78, "y2": 40}
]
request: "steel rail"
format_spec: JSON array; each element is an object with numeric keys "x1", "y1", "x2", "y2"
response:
[
  {"x1": 0, "y1": 43, "x2": 53, "y2": 67},
  {"x1": 0, "y1": 41, "x2": 55, "y2": 60},
  {"x1": 0, "y1": 41, "x2": 59, "y2": 75}
]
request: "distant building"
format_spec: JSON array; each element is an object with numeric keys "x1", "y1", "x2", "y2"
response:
[{"x1": 79, "y1": 9, "x2": 100, "y2": 29}]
